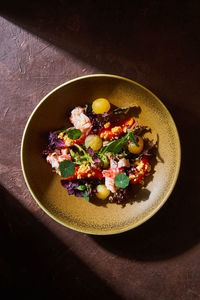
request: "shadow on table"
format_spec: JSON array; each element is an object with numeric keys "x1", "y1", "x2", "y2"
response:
[
  {"x1": 92, "y1": 106, "x2": 200, "y2": 261},
  {"x1": 1, "y1": 0, "x2": 200, "y2": 261},
  {"x1": 0, "y1": 185, "x2": 121, "y2": 300},
  {"x1": 1, "y1": 0, "x2": 199, "y2": 85}
]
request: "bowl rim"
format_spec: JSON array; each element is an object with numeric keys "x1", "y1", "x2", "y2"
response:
[{"x1": 21, "y1": 74, "x2": 181, "y2": 235}]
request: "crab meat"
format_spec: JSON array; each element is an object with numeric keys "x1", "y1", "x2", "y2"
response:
[
  {"x1": 117, "y1": 158, "x2": 130, "y2": 168},
  {"x1": 46, "y1": 149, "x2": 71, "y2": 174},
  {"x1": 70, "y1": 107, "x2": 92, "y2": 135},
  {"x1": 102, "y1": 158, "x2": 124, "y2": 193},
  {"x1": 104, "y1": 177, "x2": 117, "y2": 193}
]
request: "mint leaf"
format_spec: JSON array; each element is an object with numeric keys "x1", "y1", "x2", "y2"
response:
[
  {"x1": 67, "y1": 129, "x2": 82, "y2": 140},
  {"x1": 83, "y1": 190, "x2": 90, "y2": 201},
  {"x1": 78, "y1": 185, "x2": 86, "y2": 191},
  {"x1": 129, "y1": 131, "x2": 139, "y2": 147},
  {"x1": 59, "y1": 160, "x2": 75, "y2": 178},
  {"x1": 114, "y1": 173, "x2": 129, "y2": 188}
]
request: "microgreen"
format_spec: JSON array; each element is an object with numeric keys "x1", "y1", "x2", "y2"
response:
[
  {"x1": 114, "y1": 173, "x2": 130, "y2": 188},
  {"x1": 67, "y1": 129, "x2": 82, "y2": 140},
  {"x1": 113, "y1": 105, "x2": 137, "y2": 115},
  {"x1": 59, "y1": 160, "x2": 75, "y2": 178},
  {"x1": 101, "y1": 130, "x2": 139, "y2": 155},
  {"x1": 73, "y1": 144, "x2": 94, "y2": 165},
  {"x1": 129, "y1": 131, "x2": 139, "y2": 147},
  {"x1": 78, "y1": 185, "x2": 86, "y2": 191},
  {"x1": 101, "y1": 135, "x2": 128, "y2": 155},
  {"x1": 83, "y1": 190, "x2": 90, "y2": 201}
]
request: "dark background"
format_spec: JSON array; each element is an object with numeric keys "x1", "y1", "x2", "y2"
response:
[{"x1": 0, "y1": 0, "x2": 200, "y2": 299}]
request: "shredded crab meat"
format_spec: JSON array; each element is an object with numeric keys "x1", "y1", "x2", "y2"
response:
[
  {"x1": 118, "y1": 158, "x2": 130, "y2": 168},
  {"x1": 46, "y1": 149, "x2": 71, "y2": 174},
  {"x1": 102, "y1": 158, "x2": 127, "y2": 192},
  {"x1": 70, "y1": 107, "x2": 92, "y2": 135}
]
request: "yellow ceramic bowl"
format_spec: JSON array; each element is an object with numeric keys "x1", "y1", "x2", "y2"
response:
[{"x1": 21, "y1": 74, "x2": 181, "y2": 235}]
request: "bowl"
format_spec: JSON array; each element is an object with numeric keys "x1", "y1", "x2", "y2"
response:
[{"x1": 21, "y1": 74, "x2": 181, "y2": 235}]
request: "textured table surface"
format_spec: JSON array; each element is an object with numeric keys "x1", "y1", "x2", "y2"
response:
[{"x1": 0, "y1": 1, "x2": 200, "y2": 299}]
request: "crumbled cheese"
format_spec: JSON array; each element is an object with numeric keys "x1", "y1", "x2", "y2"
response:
[
  {"x1": 76, "y1": 164, "x2": 91, "y2": 179},
  {"x1": 58, "y1": 132, "x2": 64, "y2": 139},
  {"x1": 104, "y1": 122, "x2": 111, "y2": 129},
  {"x1": 100, "y1": 131, "x2": 111, "y2": 140},
  {"x1": 111, "y1": 126, "x2": 123, "y2": 135}
]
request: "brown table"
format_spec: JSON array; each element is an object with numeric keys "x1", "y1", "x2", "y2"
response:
[{"x1": 1, "y1": 1, "x2": 200, "y2": 299}]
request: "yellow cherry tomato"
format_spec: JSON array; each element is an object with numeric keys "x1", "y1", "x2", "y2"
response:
[
  {"x1": 92, "y1": 98, "x2": 111, "y2": 114},
  {"x1": 128, "y1": 136, "x2": 144, "y2": 154},
  {"x1": 85, "y1": 134, "x2": 103, "y2": 151},
  {"x1": 96, "y1": 184, "x2": 110, "y2": 200}
]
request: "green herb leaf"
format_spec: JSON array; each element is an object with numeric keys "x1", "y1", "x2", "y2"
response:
[
  {"x1": 67, "y1": 129, "x2": 82, "y2": 140},
  {"x1": 114, "y1": 173, "x2": 130, "y2": 188},
  {"x1": 59, "y1": 160, "x2": 75, "y2": 178},
  {"x1": 129, "y1": 132, "x2": 139, "y2": 147},
  {"x1": 102, "y1": 134, "x2": 128, "y2": 154},
  {"x1": 78, "y1": 185, "x2": 86, "y2": 191},
  {"x1": 113, "y1": 105, "x2": 137, "y2": 115},
  {"x1": 83, "y1": 190, "x2": 90, "y2": 201}
]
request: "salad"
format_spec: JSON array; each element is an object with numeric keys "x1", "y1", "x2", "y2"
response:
[{"x1": 43, "y1": 98, "x2": 156, "y2": 204}]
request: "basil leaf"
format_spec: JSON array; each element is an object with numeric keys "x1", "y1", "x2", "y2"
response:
[
  {"x1": 114, "y1": 173, "x2": 130, "y2": 188},
  {"x1": 83, "y1": 190, "x2": 90, "y2": 201},
  {"x1": 67, "y1": 129, "x2": 82, "y2": 140},
  {"x1": 129, "y1": 132, "x2": 139, "y2": 147},
  {"x1": 59, "y1": 160, "x2": 75, "y2": 178},
  {"x1": 78, "y1": 185, "x2": 86, "y2": 191}
]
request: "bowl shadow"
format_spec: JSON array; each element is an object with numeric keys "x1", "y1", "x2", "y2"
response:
[
  {"x1": 0, "y1": 184, "x2": 121, "y2": 299},
  {"x1": 92, "y1": 106, "x2": 200, "y2": 261}
]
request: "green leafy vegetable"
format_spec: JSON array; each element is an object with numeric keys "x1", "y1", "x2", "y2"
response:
[
  {"x1": 114, "y1": 173, "x2": 130, "y2": 188},
  {"x1": 129, "y1": 131, "x2": 139, "y2": 147},
  {"x1": 101, "y1": 130, "x2": 140, "y2": 155},
  {"x1": 101, "y1": 135, "x2": 128, "y2": 154},
  {"x1": 67, "y1": 129, "x2": 82, "y2": 140},
  {"x1": 73, "y1": 144, "x2": 93, "y2": 165},
  {"x1": 113, "y1": 105, "x2": 137, "y2": 115},
  {"x1": 59, "y1": 160, "x2": 75, "y2": 178},
  {"x1": 83, "y1": 190, "x2": 90, "y2": 201},
  {"x1": 78, "y1": 185, "x2": 86, "y2": 191}
]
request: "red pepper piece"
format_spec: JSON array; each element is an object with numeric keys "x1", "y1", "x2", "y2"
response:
[{"x1": 98, "y1": 117, "x2": 135, "y2": 141}]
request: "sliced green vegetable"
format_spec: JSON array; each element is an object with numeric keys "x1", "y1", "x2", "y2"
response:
[{"x1": 114, "y1": 173, "x2": 130, "y2": 188}]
